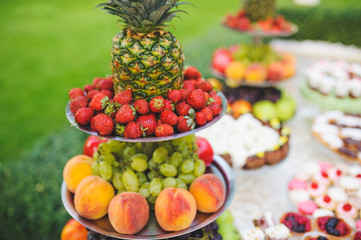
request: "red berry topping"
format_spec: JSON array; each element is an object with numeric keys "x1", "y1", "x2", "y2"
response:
[
  {"x1": 322, "y1": 172, "x2": 328, "y2": 178},
  {"x1": 336, "y1": 170, "x2": 342, "y2": 176},
  {"x1": 115, "y1": 105, "x2": 135, "y2": 124},
  {"x1": 124, "y1": 122, "x2": 143, "y2": 139},
  {"x1": 323, "y1": 195, "x2": 331, "y2": 203},
  {"x1": 155, "y1": 124, "x2": 174, "y2": 137},
  {"x1": 160, "y1": 110, "x2": 178, "y2": 126},
  {"x1": 186, "y1": 89, "x2": 207, "y2": 110},
  {"x1": 167, "y1": 90, "x2": 181, "y2": 104},
  {"x1": 311, "y1": 182, "x2": 318, "y2": 189},
  {"x1": 70, "y1": 96, "x2": 89, "y2": 114},
  {"x1": 69, "y1": 88, "x2": 84, "y2": 100},
  {"x1": 92, "y1": 114, "x2": 114, "y2": 136},
  {"x1": 149, "y1": 96, "x2": 165, "y2": 113},
  {"x1": 356, "y1": 174, "x2": 361, "y2": 178},
  {"x1": 113, "y1": 89, "x2": 132, "y2": 105},
  {"x1": 75, "y1": 107, "x2": 94, "y2": 125},
  {"x1": 343, "y1": 203, "x2": 352, "y2": 211},
  {"x1": 134, "y1": 99, "x2": 150, "y2": 115}
]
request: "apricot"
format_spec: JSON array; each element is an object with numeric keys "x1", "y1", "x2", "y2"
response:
[
  {"x1": 225, "y1": 61, "x2": 246, "y2": 80},
  {"x1": 244, "y1": 63, "x2": 267, "y2": 84},
  {"x1": 155, "y1": 188, "x2": 197, "y2": 231},
  {"x1": 108, "y1": 192, "x2": 149, "y2": 234},
  {"x1": 189, "y1": 174, "x2": 226, "y2": 213},
  {"x1": 231, "y1": 100, "x2": 252, "y2": 118},
  {"x1": 74, "y1": 175, "x2": 115, "y2": 220},
  {"x1": 60, "y1": 218, "x2": 88, "y2": 240},
  {"x1": 63, "y1": 155, "x2": 95, "y2": 193},
  {"x1": 267, "y1": 62, "x2": 285, "y2": 82}
]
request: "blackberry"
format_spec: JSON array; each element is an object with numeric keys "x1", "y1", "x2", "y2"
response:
[{"x1": 317, "y1": 237, "x2": 328, "y2": 240}]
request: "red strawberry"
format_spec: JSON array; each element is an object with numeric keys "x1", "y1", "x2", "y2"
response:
[
  {"x1": 114, "y1": 89, "x2": 132, "y2": 105},
  {"x1": 70, "y1": 96, "x2": 89, "y2": 114},
  {"x1": 204, "y1": 92, "x2": 210, "y2": 103},
  {"x1": 90, "y1": 117, "x2": 97, "y2": 131},
  {"x1": 210, "y1": 94, "x2": 222, "y2": 105},
  {"x1": 160, "y1": 110, "x2": 178, "y2": 126},
  {"x1": 124, "y1": 122, "x2": 143, "y2": 139},
  {"x1": 93, "y1": 77, "x2": 103, "y2": 88},
  {"x1": 84, "y1": 84, "x2": 95, "y2": 93},
  {"x1": 115, "y1": 104, "x2": 135, "y2": 124},
  {"x1": 92, "y1": 113, "x2": 114, "y2": 135},
  {"x1": 195, "y1": 112, "x2": 207, "y2": 126},
  {"x1": 184, "y1": 66, "x2": 201, "y2": 80},
  {"x1": 157, "y1": 119, "x2": 163, "y2": 125},
  {"x1": 101, "y1": 89, "x2": 114, "y2": 99},
  {"x1": 167, "y1": 90, "x2": 181, "y2": 104},
  {"x1": 176, "y1": 101, "x2": 191, "y2": 116},
  {"x1": 177, "y1": 116, "x2": 195, "y2": 132},
  {"x1": 87, "y1": 90, "x2": 100, "y2": 100},
  {"x1": 105, "y1": 76, "x2": 113, "y2": 81},
  {"x1": 149, "y1": 96, "x2": 165, "y2": 113},
  {"x1": 75, "y1": 107, "x2": 94, "y2": 125},
  {"x1": 200, "y1": 107, "x2": 213, "y2": 121},
  {"x1": 134, "y1": 99, "x2": 149, "y2": 115},
  {"x1": 209, "y1": 102, "x2": 221, "y2": 116},
  {"x1": 136, "y1": 114, "x2": 157, "y2": 136},
  {"x1": 89, "y1": 93, "x2": 108, "y2": 111},
  {"x1": 98, "y1": 79, "x2": 113, "y2": 91},
  {"x1": 164, "y1": 100, "x2": 174, "y2": 111},
  {"x1": 186, "y1": 89, "x2": 207, "y2": 110},
  {"x1": 179, "y1": 89, "x2": 190, "y2": 101},
  {"x1": 183, "y1": 80, "x2": 197, "y2": 91},
  {"x1": 197, "y1": 81, "x2": 213, "y2": 92},
  {"x1": 69, "y1": 88, "x2": 84, "y2": 100},
  {"x1": 155, "y1": 124, "x2": 174, "y2": 137}
]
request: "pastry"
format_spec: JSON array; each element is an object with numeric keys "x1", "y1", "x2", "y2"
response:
[
  {"x1": 240, "y1": 227, "x2": 266, "y2": 240},
  {"x1": 351, "y1": 231, "x2": 361, "y2": 240},
  {"x1": 326, "y1": 187, "x2": 348, "y2": 203},
  {"x1": 254, "y1": 211, "x2": 277, "y2": 231},
  {"x1": 288, "y1": 178, "x2": 308, "y2": 190},
  {"x1": 313, "y1": 209, "x2": 335, "y2": 218},
  {"x1": 315, "y1": 196, "x2": 336, "y2": 211},
  {"x1": 316, "y1": 216, "x2": 352, "y2": 240},
  {"x1": 290, "y1": 190, "x2": 310, "y2": 204},
  {"x1": 264, "y1": 224, "x2": 291, "y2": 240},
  {"x1": 313, "y1": 172, "x2": 331, "y2": 186},
  {"x1": 339, "y1": 176, "x2": 360, "y2": 195},
  {"x1": 298, "y1": 201, "x2": 319, "y2": 215},
  {"x1": 302, "y1": 231, "x2": 330, "y2": 240},
  {"x1": 280, "y1": 212, "x2": 312, "y2": 235},
  {"x1": 307, "y1": 182, "x2": 327, "y2": 197},
  {"x1": 335, "y1": 203, "x2": 358, "y2": 219}
]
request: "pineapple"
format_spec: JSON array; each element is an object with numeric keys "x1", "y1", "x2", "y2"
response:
[
  {"x1": 97, "y1": 0, "x2": 186, "y2": 100},
  {"x1": 243, "y1": 0, "x2": 276, "y2": 22}
]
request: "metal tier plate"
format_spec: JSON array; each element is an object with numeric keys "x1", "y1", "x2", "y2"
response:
[
  {"x1": 65, "y1": 92, "x2": 227, "y2": 142},
  {"x1": 223, "y1": 22, "x2": 299, "y2": 37},
  {"x1": 61, "y1": 154, "x2": 235, "y2": 239}
]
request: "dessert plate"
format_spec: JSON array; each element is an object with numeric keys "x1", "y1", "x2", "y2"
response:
[
  {"x1": 66, "y1": 92, "x2": 227, "y2": 142},
  {"x1": 223, "y1": 22, "x2": 299, "y2": 37},
  {"x1": 61, "y1": 154, "x2": 236, "y2": 239}
]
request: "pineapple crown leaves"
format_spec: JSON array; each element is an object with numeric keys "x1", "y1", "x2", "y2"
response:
[{"x1": 96, "y1": 0, "x2": 192, "y2": 33}]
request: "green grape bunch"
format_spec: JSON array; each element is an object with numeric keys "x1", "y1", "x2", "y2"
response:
[{"x1": 90, "y1": 134, "x2": 206, "y2": 205}]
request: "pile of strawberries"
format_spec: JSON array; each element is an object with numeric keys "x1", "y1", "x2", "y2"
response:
[
  {"x1": 224, "y1": 10, "x2": 292, "y2": 33},
  {"x1": 68, "y1": 66, "x2": 223, "y2": 138}
]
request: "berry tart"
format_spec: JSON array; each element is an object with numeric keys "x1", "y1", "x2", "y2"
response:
[
  {"x1": 301, "y1": 232, "x2": 330, "y2": 240},
  {"x1": 280, "y1": 212, "x2": 313, "y2": 236},
  {"x1": 302, "y1": 60, "x2": 361, "y2": 114},
  {"x1": 197, "y1": 114, "x2": 290, "y2": 170},
  {"x1": 352, "y1": 231, "x2": 361, "y2": 240},
  {"x1": 312, "y1": 110, "x2": 361, "y2": 163},
  {"x1": 315, "y1": 216, "x2": 352, "y2": 240}
]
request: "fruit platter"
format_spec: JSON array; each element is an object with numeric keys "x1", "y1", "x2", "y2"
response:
[
  {"x1": 211, "y1": 44, "x2": 296, "y2": 87},
  {"x1": 288, "y1": 161, "x2": 361, "y2": 229},
  {"x1": 223, "y1": 10, "x2": 298, "y2": 37},
  {"x1": 301, "y1": 59, "x2": 361, "y2": 114},
  {"x1": 311, "y1": 111, "x2": 361, "y2": 164}
]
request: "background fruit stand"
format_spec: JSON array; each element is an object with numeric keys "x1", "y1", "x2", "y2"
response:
[{"x1": 1, "y1": 0, "x2": 361, "y2": 239}]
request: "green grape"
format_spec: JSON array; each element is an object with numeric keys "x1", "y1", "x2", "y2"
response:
[
  {"x1": 147, "y1": 170, "x2": 161, "y2": 180},
  {"x1": 181, "y1": 159, "x2": 194, "y2": 173},
  {"x1": 91, "y1": 161, "x2": 100, "y2": 176},
  {"x1": 162, "y1": 177, "x2": 177, "y2": 188},
  {"x1": 193, "y1": 159, "x2": 206, "y2": 177},
  {"x1": 114, "y1": 161, "x2": 120, "y2": 167},
  {"x1": 123, "y1": 146, "x2": 136, "y2": 160},
  {"x1": 148, "y1": 159, "x2": 157, "y2": 171},
  {"x1": 139, "y1": 187, "x2": 150, "y2": 198},
  {"x1": 144, "y1": 142, "x2": 156, "y2": 157},
  {"x1": 93, "y1": 151, "x2": 99, "y2": 160},
  {"x1": 98, "y1": 142, "x2": 112, "y2": 155},
  {"x1": 176, "y1": 178, "x2": 187, "y2": 190},
  {"x1": 170, "y1": 152, "x2": 183, "y2": 167},
  {"x1": 160, "y1": 164, "x2": 177, "y2": 177},
  {"x1": 171, "y1": 137, "x2": 184, "y2": 146},
  {"x1": 130, "y1": 158, "x2": 148, "y2": 172},
  {"x1": 178, "y1": 173, "x2": 195, "y2": 184},
  {"x1": 112, "y1": 172, "x2": 125, "y2": 191},
  {"x1": 147, "y1": 195, "x2": 157, "y2": 204},
  {"x1": 103, "y1": 153, "x2": 116, "y2": 165},
  {"x1": 135, "y1": 142, "x2": 142, "y2": 152},
  {"x1": 136, "y1": 172, "x2": 147, "y2": 186},
  {"x1": 150, "y1": 178, "x2": 162, "y2": 196},
  {"x1": 141, "y1": 182, "x2": 150, "y2": 188},
  {"x1": 122, "y1": 170, "x2": 139, "y2": 192},
  {"x1": 153, "y1": 147, "x2": 168, "y2": 164},
  {"x1": 99, "y1": 161, "x2": 112, "y2": 181},
  {"x1": 107, "y1": 140, "x2": 125, "y2": 153},
  {"x1": 130, "y1": 153, "x2": 148, "y2": 161},
  {"x1": 159, "y1": 142, "x2": 173, "y2": 153},
  {"x1": 216, "y1": 210, "x2": 234, "y2": 224}
]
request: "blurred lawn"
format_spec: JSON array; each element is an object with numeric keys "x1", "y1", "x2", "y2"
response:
[{"x1": 0, "y1": 0, "x2": 360, "y2": 163}]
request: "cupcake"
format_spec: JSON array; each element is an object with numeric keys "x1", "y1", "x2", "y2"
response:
[
  {"x1": 308, "y1": 182, "x2": 327, "y2": 197},
  {"x1": 315, "y1": 195, "x2": 336, "y2": 211},
  {"x1": 335, "y1": 203, "x2": 358, "y2": 219},
  {"x1": 315, "y1": 216, "x2": 352, "y2": 240},
  {"x1": 314, "y1": 172, "x2": 331, "y2": 186},
  {"x1": 280, "y1": 212, "x2": 312, "y2": 236}
]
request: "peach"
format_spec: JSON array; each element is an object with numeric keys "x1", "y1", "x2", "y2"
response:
[
  {"x1": 267, "y1": 62, "x2": 285, "y2": 82},
  {"x1": 284, "y1": 61, "x2": 296, "y2": 79},
  {"x1": 74, "y1": 175, "x2": 115, "y2": 220},
  {"x1": 231, "y1": 100, "x2": 252, "y2": 118},
  {"x1": 60, "y1": 219, "x2": 88, "y2": 240},
  {"x1": 225, "y1": 61, "x2": 246, "y2": 80},
  {"x1": 189, "y1": 174, "x2": 225, "y2": 213},
  {"x1": 63, "y1": 155, "x2": 95, "y2": 193},
  {"x1": 108, "y1": 192, "x2": 149, "y2": 234},
  {"x1": 244, "y1": 63, "x2": 267, "y2": 84},
  {"x1": 155, "y1": 188, "x2": 197, "y2": 231}
]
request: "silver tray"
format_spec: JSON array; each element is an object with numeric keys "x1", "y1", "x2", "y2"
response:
[
  {"x1": 223, "y1": 22, "x2": 299, "y2": 37},
  {"x1": 66, "y1": 92, "x2": 227, "y2": 142},
  {"x1": 61, "y1": 154, "x2": 236, "y2": 239}
]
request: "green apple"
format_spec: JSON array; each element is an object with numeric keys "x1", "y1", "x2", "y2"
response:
[
  {"x1": 275, "y1": 96, "x2": 296, "y2": 121},
  {"x1": 253, "y1": 100, "x2": 278, "y2": 121}
]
